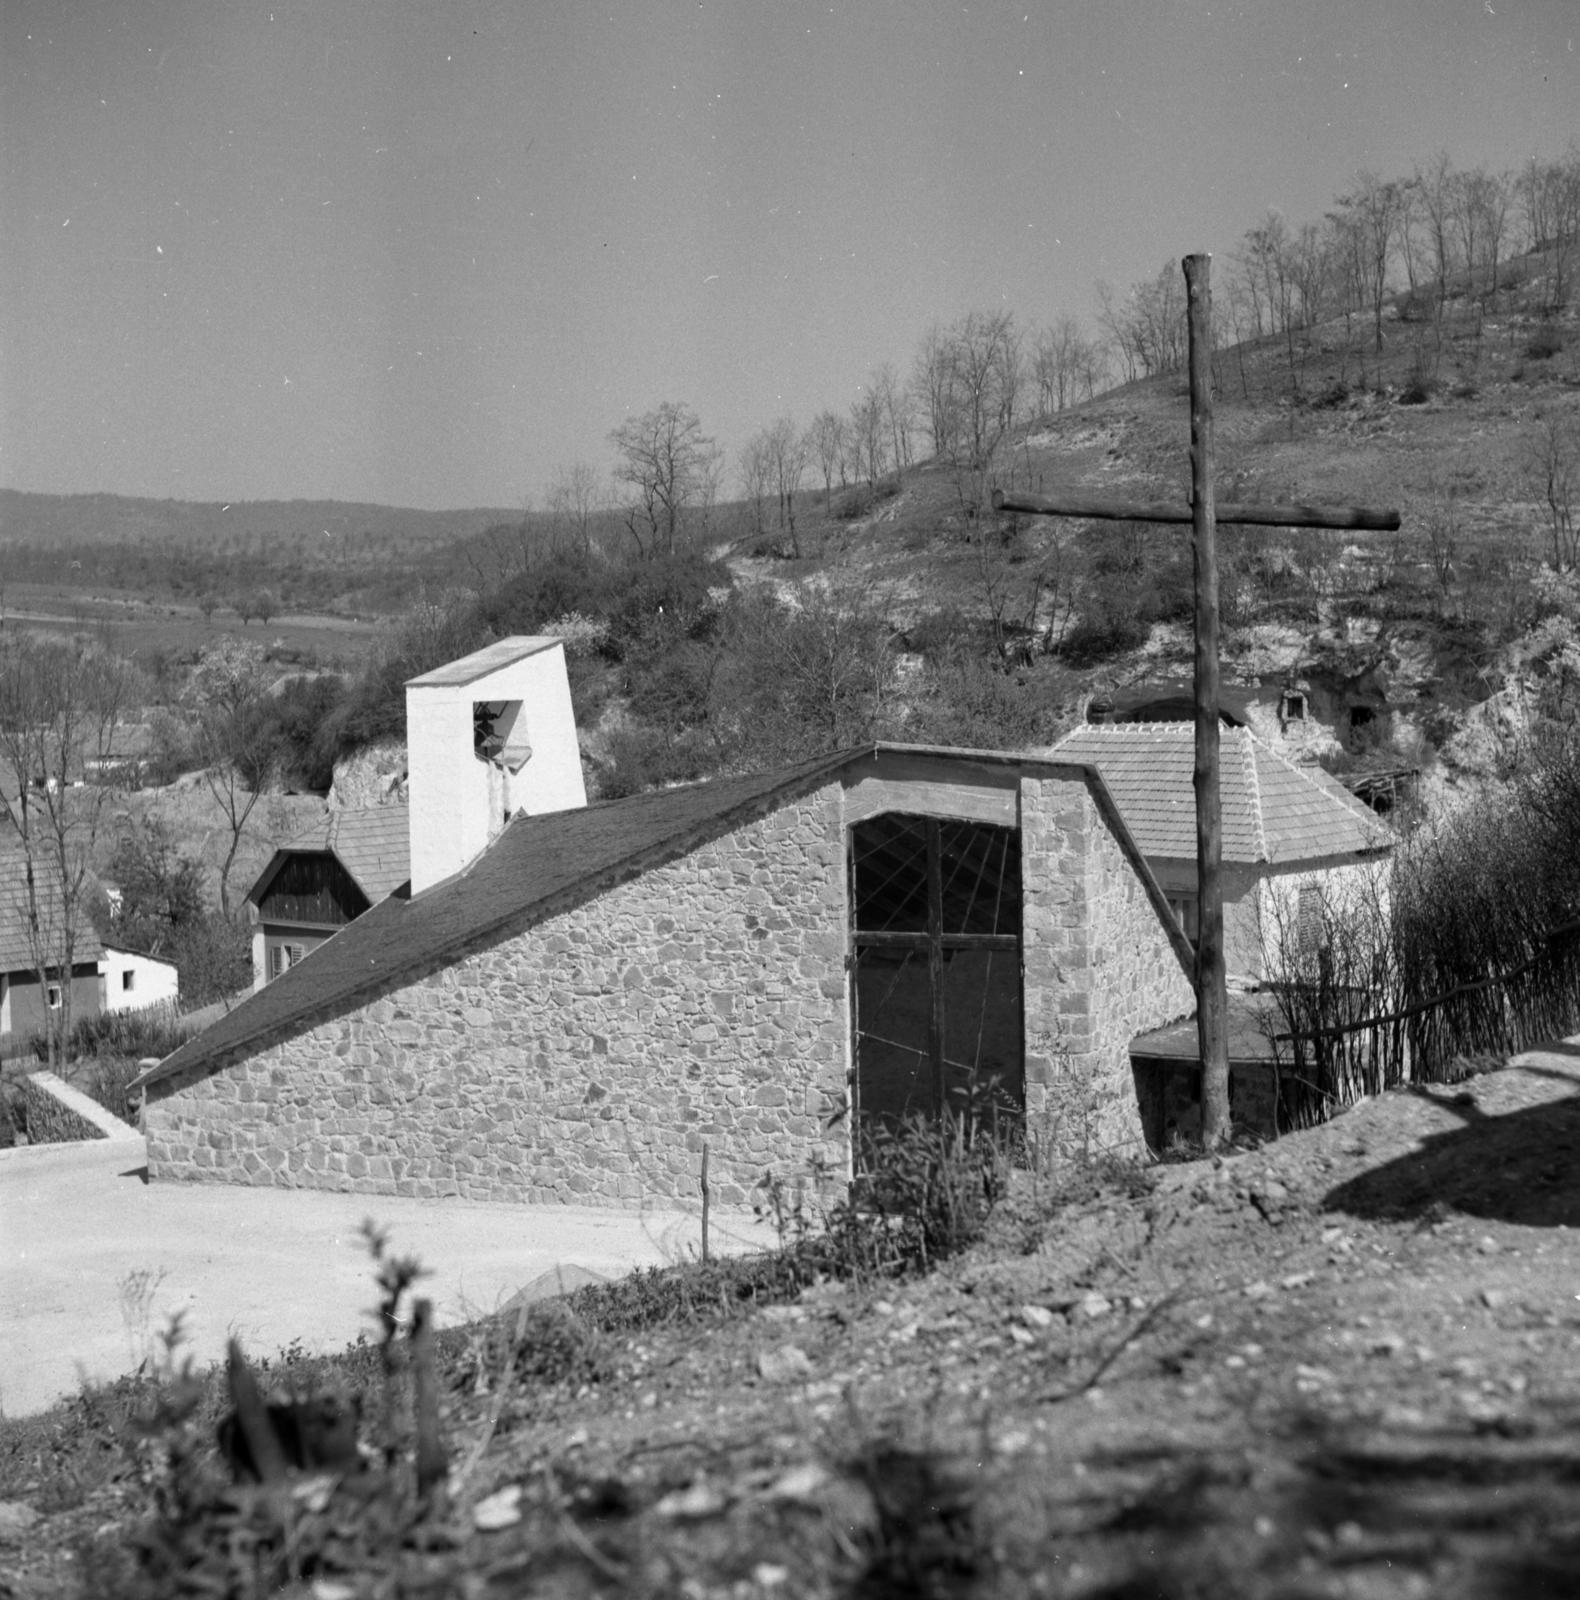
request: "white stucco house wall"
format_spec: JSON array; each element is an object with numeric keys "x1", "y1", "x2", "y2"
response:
[{"x1": 99, "y1": 946, "x2": 180, "y2": 1014}]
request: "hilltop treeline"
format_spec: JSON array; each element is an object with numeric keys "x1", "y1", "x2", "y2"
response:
[{"x1": 0, "y1": 491, "x2": 524, "y2": 617}]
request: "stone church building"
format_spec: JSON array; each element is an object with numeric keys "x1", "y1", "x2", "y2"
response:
[{"x1": 135, "y1": 638, "x2": 1195, "y2": 1208}]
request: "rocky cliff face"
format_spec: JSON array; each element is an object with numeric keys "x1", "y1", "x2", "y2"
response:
[{"x1": 328, "y1": 739, "x2": 407, "y2": 811}]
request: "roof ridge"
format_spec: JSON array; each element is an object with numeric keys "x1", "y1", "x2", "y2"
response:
[{"x1": 1237, "y1": 726, "x2": 1269, "y2": 862}]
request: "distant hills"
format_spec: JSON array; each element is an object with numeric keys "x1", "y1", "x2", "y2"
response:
[{"x1": 0, "y1": 490, "x2": 526, "y2": 613}]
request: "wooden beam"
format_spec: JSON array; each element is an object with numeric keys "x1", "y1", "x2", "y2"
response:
[
  {"x1": 1185, "y1": 253, "x2": 1231, "y2": 1149},
  {"x1": 992, "y1": 488, "x2": 1400, "y2": 531}
]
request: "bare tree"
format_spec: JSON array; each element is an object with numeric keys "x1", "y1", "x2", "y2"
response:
[
  {"x1": 807, "y1": 410, "x2": 847, "y2": 511},
  {"x1": 545, "y1": 461, "x2": 605, "y2": 557},
  {"x1": 608, "y1": 401, "x2": 723, "y2": 558},
  {"x1": 912, "y1": 321, "x2": 959, "y2": 459},
  {"x1": 1073, "y1": 337, "x2": 1109, "y2": 401},
  {"x1": 1291, "y1": 221, "x2": 1337, "y2": 329},
  {"x1": 764, "y1": 414, "x2": 810, "y2": 557},
  {"x1": 737, "y1": 428, "x2": 775, "y2": 543},
  {"x1": 0, "y1": 635, "x2": 135, "y2": 1066},
  {"x1": 1516, "y1": 147, "x2": 1580, "y2": 310},
  {"x1": 1095, "y1": 279, "x2": 1145, "y2": 383},
  {"x1": 949, "y1": 313, "x2": 1023, "y2": 462},
  {"x1": 1415, "y1": 151, "x2": 1459, "y2": 325},
  {"x1": 722, "y1": 580, "x2": 897, "y2": 762},
  {"x1": 1336, "y1": 170, "x2": 1405, "y2": 353},
  {"x1": 1525, "y1": 407, "x2": 1580, "y2": 574},
  {"x1": 1452, "y1": 166, "x2": 1512, "y2": 305},
  {"x1": 187, "y1": 640, "x2": 281, "y2": 920},
  {"x1": 464, "y1": 510, "x2": 541, "y2": 590},
  {"x1": 870, "y1": 362, "x2": 912, "y2": 481},
  {"x1": 1032, "y1": 314, "x2": 1091, "y2": 415},
  {"x1": 848, "y1": 389, "x2": 888, "y2": 489}
]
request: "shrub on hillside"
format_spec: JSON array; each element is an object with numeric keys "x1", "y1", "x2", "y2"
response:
[
  {"x1": 1056, "y1": 607, "x2": 1151, "y2": 666},
  {"x1": 258, "y1": 674, "x2": 345, "y2": 793},
  {"x1": 595, "y1": 724, "x2": 713, "y2": 800},
  {"x1": 911, "y1": 656, "x2": 1055, "y2": 750},
  {"x1": 832, "y1": 477, "x2": 900, "y2": 522},
  {"x1": 1526, "y1": 324, "x2": 1565, "y2": 361},
  {"x1": 906, "y1": 607, "x2": 994, "y2": 665}
]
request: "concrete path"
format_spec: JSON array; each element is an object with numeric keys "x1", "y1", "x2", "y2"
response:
[{"x1": 1, "y1": 1137, "x2": 777, "y2": 1418}]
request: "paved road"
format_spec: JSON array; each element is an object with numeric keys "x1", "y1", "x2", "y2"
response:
[{"x1": 1, "y1": 1136, "x2": 775, "y2": 1418}]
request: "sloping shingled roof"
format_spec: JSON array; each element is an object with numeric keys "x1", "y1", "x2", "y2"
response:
[
  {"x1": 138, "y1": 743, "x2": 1189, "y2": 1095},
  {"x1": 1050, "y1": 723, "x2": 1392, "y2": 865},
  {"x1": 0, "y1": 856, "x2": 105, "y2": 972},
  {"x1": 252, "y1": 806, "x2": 412, "y2": 906},
  {"x1": 141, "y1": 748, "x2": 858, "y2": 1092}
]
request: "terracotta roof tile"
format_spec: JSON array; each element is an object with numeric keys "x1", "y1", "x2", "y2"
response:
[{"x1": 1050, "y1": 723, "x2": 1392, "y2": 865}]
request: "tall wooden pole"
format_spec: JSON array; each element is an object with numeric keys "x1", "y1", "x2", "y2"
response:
[{"x1": 1185, "y1": 253, "x2": 1231, "y2": 1146}]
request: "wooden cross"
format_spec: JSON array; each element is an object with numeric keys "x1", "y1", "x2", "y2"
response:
[{"x1": 994, "y1": 254, "x2": 1400, "y2": 1146}]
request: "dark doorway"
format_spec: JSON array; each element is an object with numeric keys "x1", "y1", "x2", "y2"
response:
[{"x1": 849, "y1": 814, "x2": 1024, "y2": 1145}]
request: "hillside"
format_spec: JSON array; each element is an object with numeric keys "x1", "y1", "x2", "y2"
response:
[
  {"x1": 3, "y1": 256, "x2": 1576, "y2": 808},
  {"x1": 709, "y1": 262, "x2": 1579, "y2": 800},
  {"x1": 6, "y1": 1043, "x2": 1580, "y2": 1596}
]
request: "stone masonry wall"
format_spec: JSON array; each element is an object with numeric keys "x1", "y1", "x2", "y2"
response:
[
  {"x1": 148, "y1": 757, "x2": 1197, "y2": 1207},
  {"x1": 1022, "y1": 778, "x2": 1193, "y2": 1160},
  {"x1": 146, "y1": 789, "x2": 851, "y2": 1208}
]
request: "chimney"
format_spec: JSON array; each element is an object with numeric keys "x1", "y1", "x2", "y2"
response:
[{"x1": 405, "y1": 637, "x2": 587, "y2": 894}]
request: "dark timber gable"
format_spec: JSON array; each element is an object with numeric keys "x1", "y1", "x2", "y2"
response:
[{"x1": 254, "y1": 852, "x2": 370, "y2": 930}]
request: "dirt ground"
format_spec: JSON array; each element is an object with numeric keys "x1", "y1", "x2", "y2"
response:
[{"x1": 6, "y1": 1039, "x2": 1580, "y2": 1597}]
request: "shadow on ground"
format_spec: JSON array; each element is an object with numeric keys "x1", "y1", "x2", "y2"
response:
[
  {"x1": 1325, "y1": 1066, "x2": 1580, "y2": 1226},
  {"x1": 1077, "y1": 1409, "x2": 1580, "y2": 1600}
]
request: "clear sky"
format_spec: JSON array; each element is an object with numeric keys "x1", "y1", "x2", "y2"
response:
[{"x1": 2, "y1": 1, "x2": 1575, "y2": 512}]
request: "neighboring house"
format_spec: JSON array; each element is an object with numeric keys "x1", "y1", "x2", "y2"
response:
[
  {"x1": 82, "y1": 723, "x2": 157, "y2": 788},
  {"x1": 99, "y1": 946, "x2": 180, "y2": 1014},
  {"x1": 246, "y1": 806, "x2": 411, "y2": 990},
  {"x1": 134, "y1": 636, "x2": 1196, "y2": 1209},
  {"x1": 0, "y1": 861, "x2": 103, "y2": 1044},
  {"x1": 1050, "y1": 722, "x2": 1395, "y2": 987}
]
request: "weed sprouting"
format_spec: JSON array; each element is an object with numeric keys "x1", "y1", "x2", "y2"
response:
[
  {"x1": 117, "y1": 1267, "x2": 168, "y2": 1372},
  {"x1": 566, "y1": 1113, "x2": 1011, "y2": 1337}
]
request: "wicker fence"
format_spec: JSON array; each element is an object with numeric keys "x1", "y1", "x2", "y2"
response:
[{"x1": 1267, "y1": 915, "x2": 1580, "y2": 1129}]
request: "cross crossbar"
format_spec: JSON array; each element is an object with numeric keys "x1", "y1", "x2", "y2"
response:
[{"x1": 992, "y1": 488, "x2": 1400, "y2": 531}]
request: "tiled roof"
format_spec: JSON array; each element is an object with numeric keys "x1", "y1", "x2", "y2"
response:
[
  {"x1": 328, "y1": 807, "x2": 411, "y2": 902},
  {"x1": 0, "y1": 855, "x2": 105, "y2": 973},
  {"x1": 138, "y1": 743, "x2": 1192, "y2": 1094},
  {"x1": 249, "y1": 805, "x2": 411, "y2": 907},
  {"x1": 1050, "y1": 723, "x2": 1392, "y2": 865}
]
